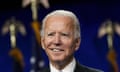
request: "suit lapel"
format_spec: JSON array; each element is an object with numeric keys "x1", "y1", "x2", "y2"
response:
[
  {"x1": 74, "y1": 62, "x2": 86, "y2": 72},
  {"x1": 42, "y1": 62, "x2": 85, "y2": 72},
  {"x1": 41, "y1": 67, "x2": 50, "y2": 72}
]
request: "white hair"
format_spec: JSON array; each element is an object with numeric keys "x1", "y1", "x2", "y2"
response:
[{"x1": 40, "y1": 10, "x2": 81, "y2": 39}]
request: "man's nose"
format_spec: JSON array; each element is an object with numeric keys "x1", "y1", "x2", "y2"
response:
[{"x1": 53, "y1": 34, "x2": 61, "y2": 46}]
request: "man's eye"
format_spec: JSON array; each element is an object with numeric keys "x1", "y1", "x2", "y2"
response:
[
  {"x1": 47, "y1": 33, "x2": 54, "y2": 36},
  {"x1": 61, "y1": 33, "x2": 69, "y2": 36}
]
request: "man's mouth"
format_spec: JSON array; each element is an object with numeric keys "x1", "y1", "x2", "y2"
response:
[{"x1": 50, "y1": 48, "x2": 64, "y2": 52}]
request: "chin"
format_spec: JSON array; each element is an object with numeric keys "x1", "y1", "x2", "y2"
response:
[
  {"x1": 51, "y1": 58, "x2": 65, "y2": 63},
  {"x1": 53, "y1": 60, "x2": 65, "y2": 65}
]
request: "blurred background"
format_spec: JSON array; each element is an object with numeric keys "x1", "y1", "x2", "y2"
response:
[{"x1": 0, "y1": 0, "x2": 120, "y2": 72}]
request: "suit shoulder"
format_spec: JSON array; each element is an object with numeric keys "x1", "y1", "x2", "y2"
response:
[
  {"x1": 81, "y1": 65, "x2": 103, "y2": 72},
  {"x1": 41, "y1": 67, "x2": 50, "y2": 72},
  {"x1": 75, "y1": 63, "x2": 104, "y2": 72}
]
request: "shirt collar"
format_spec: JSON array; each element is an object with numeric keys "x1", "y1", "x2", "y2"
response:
[{"x1": 50, "y1": 58, "x2": 76, "y2": 72}]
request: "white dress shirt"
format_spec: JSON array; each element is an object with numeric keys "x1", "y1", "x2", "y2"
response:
[{"x1": 50, "y1": 58, "x2": 76, "y2": 72}]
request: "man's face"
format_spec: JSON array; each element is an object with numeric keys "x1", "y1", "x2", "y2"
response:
[{"x1": 41, "y1": 15, "x2": 80, "y2": 63}]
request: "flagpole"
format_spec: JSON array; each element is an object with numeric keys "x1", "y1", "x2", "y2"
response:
[
  {"x1": 31, "y1": 0, "x2": 37, "y2": 21},
  {"x1": 106, "y1": 21, "x2": 119, "y2": 72},
  {"x1": 98, "y1": 20, "x2": 119, "y2": 72},
  {"x1": 30, "y1": 0, "x2": 41, "y2": 45},
  {"x1": 30, "y1": 0, "x2": 44, "y2": 71},
  {"x1": 2, "y1": 17, "x2": 26, "y2": 72},
  {"x1": 22, "y1": 0, "x2": 50, "y2": 71},
  {"x1": 10, "y1": 23, "x2": 16, "y2": 48}
]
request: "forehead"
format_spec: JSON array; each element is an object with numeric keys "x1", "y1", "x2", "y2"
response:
[{"x1": 44, "y1": 15, "x2": 74, "y2": 31}]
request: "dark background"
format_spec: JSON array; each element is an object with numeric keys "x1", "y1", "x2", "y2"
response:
[{"x1": 0, "y1": 0, "x2": 120, "y2": 72}]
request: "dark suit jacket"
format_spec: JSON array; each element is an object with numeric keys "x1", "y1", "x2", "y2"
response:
[{"x1": 41, "y1": 62, "x2": 103, "y2": 72}]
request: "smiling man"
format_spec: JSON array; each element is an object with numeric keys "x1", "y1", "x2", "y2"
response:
[{"x1": 40, "y1": 10, "x2": 103, "y2": 72}]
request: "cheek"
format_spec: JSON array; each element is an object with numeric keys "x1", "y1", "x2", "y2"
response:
[
  {"x1": 44, "y1": 38, "x2": 52, "y2": 47},
  {"x1": 67, "y1": 45, "x2": 75, "y2": 53},
  {"x1": 63, "y1": 40, "x2": 76, "y2": 53}
]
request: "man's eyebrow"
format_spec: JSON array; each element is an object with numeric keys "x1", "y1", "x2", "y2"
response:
[
  {"x1": 61, "y1": 32, "x2": 69, "y2": 34},
  {"x1": 46, "y1": 31, "x2": 56, "y2": 34},
  {"x1": 60, "y1": 32, "x2": 72, "y2": 36}
]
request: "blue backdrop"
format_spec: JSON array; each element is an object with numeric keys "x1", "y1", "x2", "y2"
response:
[{"x1": 0, "y1": 3, "x2": 120, "y2": 72}]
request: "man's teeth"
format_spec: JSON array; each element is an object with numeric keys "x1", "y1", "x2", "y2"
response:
[{"x1": 52, "y1": 49, "x2": 63, "y2": 52}]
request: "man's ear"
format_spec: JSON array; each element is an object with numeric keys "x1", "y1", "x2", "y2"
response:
[
  {"x1": 75, "y1": 38, "x2": 81, "y2": 51},
  {"x1": 41, "y1": 37, "x2": 45, "y2": 50}
]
